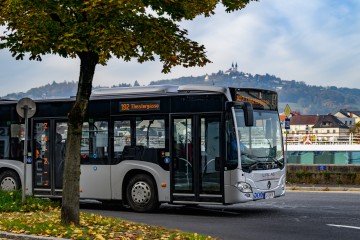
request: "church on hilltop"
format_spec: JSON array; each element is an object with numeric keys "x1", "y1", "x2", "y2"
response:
[{"x1": 225, "y1": 62, "x2": 238, "y2": 74}]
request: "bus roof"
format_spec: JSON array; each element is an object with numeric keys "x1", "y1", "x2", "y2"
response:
[
  {"x1": 91, "y1": 85, "x2": 232, "y2": 100},
  {"x1": 0, "y1": 85, "x2": 276, "y2": 105},
  {"x1": 0, "y1": 85, "x2": 232, "y2": 105}
]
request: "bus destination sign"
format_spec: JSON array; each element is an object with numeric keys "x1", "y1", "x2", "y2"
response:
[
  {"x1": 235, "y1": 89, "x2": 278, "y2": 110},
  {"x1": 119, "y1": 100, "x2": 160, "y2": 112}
]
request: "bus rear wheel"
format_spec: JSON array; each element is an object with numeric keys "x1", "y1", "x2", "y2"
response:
[
  {"x1": 0, "y1": 170, "x2": 20, "y2": 191},
  {"x1": 126, "y1": 174, "x2": 159, "y2": 212}
]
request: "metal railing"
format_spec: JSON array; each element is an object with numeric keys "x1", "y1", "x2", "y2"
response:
[{"x1": 283, "y1": 133, "x2": 360, "y2": 145}]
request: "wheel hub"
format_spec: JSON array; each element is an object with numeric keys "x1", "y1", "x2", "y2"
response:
[
  {"x1": 131, "y1": 181, "x2": 151, "y2": 205},
  {"x1": 1, "y1": 177, "x2": 17, "y2": 190}
]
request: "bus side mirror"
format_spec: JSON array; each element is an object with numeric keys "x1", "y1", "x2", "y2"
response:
[
  {"x1": 242, "y1": 102, "x2": 254, "y2": 127},
  {"x1": 225, "y1": 101, "x2": 254, "y2": 127}
]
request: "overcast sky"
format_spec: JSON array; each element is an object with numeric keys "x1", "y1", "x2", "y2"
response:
[{"x1": 1, "y1": 0, "x2": 359, "y2": 97}]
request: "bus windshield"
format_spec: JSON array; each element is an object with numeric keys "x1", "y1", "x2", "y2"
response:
[{"x1": 235, "y1": 109, "x2": 284, "y2": 172}]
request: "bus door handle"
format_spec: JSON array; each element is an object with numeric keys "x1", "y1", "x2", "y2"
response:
[
  {"x1": 215, "y1": 157, "x2": 221, "y2": 171},
  {"x1": 173, "y1": 157, "x2": 178, "y2": 171}
]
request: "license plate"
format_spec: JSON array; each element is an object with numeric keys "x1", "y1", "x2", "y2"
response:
[{"x1": 265, "y1": 191, "x2": 275, "y2": 199}]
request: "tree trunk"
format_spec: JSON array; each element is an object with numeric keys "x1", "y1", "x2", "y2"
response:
[{"x1": 61, "y1": 51, "x2": 98, "y2": 225}]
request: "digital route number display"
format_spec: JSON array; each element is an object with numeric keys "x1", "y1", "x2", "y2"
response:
[
  {"x1": 119, "y1": 100, "x2": 160, "y2": 112},
  {"x1": 234, "y1": 88, "x2": 278, "y2": 110}
]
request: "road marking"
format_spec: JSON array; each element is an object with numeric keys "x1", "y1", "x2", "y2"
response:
[{"x1": 327, "y1": 224, "x2": 360, "y2": 230}]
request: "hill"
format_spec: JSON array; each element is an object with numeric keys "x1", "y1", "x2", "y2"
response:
[
  {"x1": 3, "y1": 81, "x2": 78, "y2": 100},
  {"x1": 149, "y1": 71, "x2": 360, "y2": 114},
  {"x1": 2, "y1": 71, "x2": 360, "y2": 115}
]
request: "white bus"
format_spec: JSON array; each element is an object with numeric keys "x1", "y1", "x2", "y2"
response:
[{"x1": 0, "y1": 85, "x2": 285, "y2": 212}]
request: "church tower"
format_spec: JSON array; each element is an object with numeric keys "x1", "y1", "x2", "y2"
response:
[{"x1": 225, "y1": 62, "x2": 239, "y2": 74}]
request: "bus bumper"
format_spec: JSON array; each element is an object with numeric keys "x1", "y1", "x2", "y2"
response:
[{"x1": 224, "y1": 176, "x2": 286, "y2": 204}]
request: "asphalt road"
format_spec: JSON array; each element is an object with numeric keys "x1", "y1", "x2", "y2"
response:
[{"x1": 81, "y1": 191, "x2": 360, "y2": 240}]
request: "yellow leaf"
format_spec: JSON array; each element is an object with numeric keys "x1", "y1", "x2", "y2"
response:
[{"x1": 96, "y1": 234, "x2": 105, "y2": 240}]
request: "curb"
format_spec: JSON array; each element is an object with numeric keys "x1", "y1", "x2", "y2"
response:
[
  {"x1": 286, "y1": 186, "x2": 360, "y2": 192},
  {"x1": 0, "y1": 232, "x2": 67, "y2": 240}
]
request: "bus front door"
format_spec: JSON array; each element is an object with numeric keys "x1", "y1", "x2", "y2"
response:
[
  {"x1": 171, "y1": 115, "x2": 223, "y2": 204},
  {"x1": 32, "y1": 119, "x2": 67, "y2": 197}
]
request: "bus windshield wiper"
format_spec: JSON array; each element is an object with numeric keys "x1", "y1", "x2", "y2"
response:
[
  {"x1": 252, "y1": 155, "x2": 283, "y2": 168},
  {"x1": 244, "y1": 161, "x2": 265, "y2": 171},
  {"x1": 244, "y1": 155, "x2": 283, "y2": 171},
  {"x1": 267, "y1": 157, "x2": 284, "y2": 168}
]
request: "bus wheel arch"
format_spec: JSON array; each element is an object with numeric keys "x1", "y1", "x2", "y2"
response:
[
  {"x1": 124, "y1": 170, "x2": 160, "y2": 212},
  {"x1": 0, "y1": 169, "x2": 21, "y2": 191}
]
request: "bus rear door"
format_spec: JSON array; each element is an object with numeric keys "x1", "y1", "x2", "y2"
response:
[
  {"x1": 32, "y1": 119, "x2": 67, "y2": 197},
  {"x1": 32, "y1": 119, "x2": 112, "y2": 199}
]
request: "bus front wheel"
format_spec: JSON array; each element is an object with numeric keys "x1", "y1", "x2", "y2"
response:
[
  {"x1": 0, "y1": 170, "x2": 20, "y2": 191},
  {"x1": 126, "y1": 174, "x2": 159, "y2": 212}
]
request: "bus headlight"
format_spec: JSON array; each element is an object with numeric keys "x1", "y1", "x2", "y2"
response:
[{"x1": 235, "y1": 182, "x2": 252, "y2": 193}]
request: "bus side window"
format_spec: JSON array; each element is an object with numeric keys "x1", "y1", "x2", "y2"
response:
[
  {"x1": 94, "y1": 121, "x2": 108, "y2": 159},
  {"x1": 0, "y1": 126, "x2": 10, "y2": 159},
  {"x1": 9, "y1": 124, "x2": 24, "y2": 161},
  {"x1": 81, "y1": 121, "x2": 109, "y2": 164},
  {"x1": 113, "y1": 120, "x2": 131, "y2": 160},
  {"x1": 225, "y1": 116, "x2": 238, "y2": 170},
  {"x1": 135, "y1": 119, "x2": 165, "y2": 148}
]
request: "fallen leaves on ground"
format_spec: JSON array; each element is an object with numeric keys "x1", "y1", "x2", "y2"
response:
[{"x1": 0, "y1": 209, "x2": 216, "y2": 240}]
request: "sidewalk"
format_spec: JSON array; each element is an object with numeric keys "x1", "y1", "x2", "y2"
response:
[{"x1": 286, "y1": 184, "x2": 360, "y2": 192}]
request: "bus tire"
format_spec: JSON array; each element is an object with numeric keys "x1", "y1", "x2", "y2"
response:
[
  {"x1": 126, "y1": 174, "x2": 159, "y2": 212},
  {"x1": 0, "y1": 170, "x2": 20, "y2": 191}
]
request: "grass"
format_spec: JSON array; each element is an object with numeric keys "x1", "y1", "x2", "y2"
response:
[
  {"x1": 0, "y1": 191, "x2": 216, "y2": 240},
  {"x1": 0, "y1": 190, "x2": 59, "y2": 212}
]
